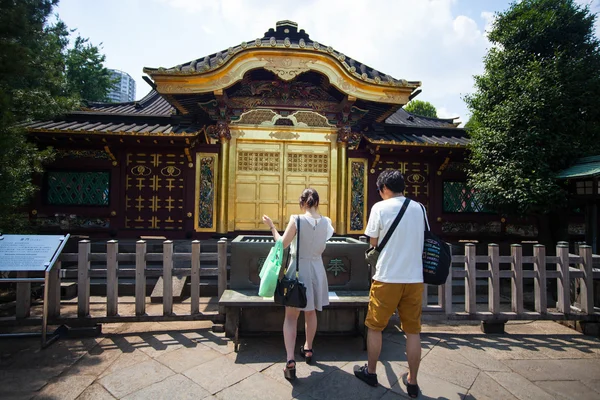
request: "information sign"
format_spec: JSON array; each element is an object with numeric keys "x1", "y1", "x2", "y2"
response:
[{"x1": 0, "y1": 234, "x2": 69, "y2": 272}]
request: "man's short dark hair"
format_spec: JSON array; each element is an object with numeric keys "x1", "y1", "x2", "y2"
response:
[{"x1": 376, "y1": 169, "x2": 405, "y2": 194}]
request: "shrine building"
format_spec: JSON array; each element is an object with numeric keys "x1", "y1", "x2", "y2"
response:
[{"x1": 25, "y1": 21, "x2": 516, "y2": 241}]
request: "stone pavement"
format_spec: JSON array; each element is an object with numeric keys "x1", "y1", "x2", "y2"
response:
[{"x1": 0, "y1": 320, "x2": 599, "y2": 400}]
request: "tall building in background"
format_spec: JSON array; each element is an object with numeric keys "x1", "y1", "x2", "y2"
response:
[{"x1": 107, "y1": 69, "x2": 136, "y2": 102}]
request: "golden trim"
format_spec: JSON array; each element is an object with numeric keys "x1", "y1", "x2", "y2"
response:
[
  {"x1": 194, "y1": 152, "x2": 219, "y2": 232},
  {"x1": 145, "y1": 45, "x2": 420, "y2": 90},
  {"x1": 217, "y1": 138, "x2": 230, "y2": 233},
  {"x1": 184, "y1": 148, "x2": 192, "y2": 163},
  {"x1": 103, "y1": 145, "x2": 116, "y2": 161},
  {"x1": 365, "y1": 136, "x2": 466, "y2": 148},
  {"x1": 148, "y1": 50, "x2": 417, "y2": 105},
  {"x1": 337, "y1": 141, "x2": 348, "y2": 235},
  {"x1": 347, "y1": 158, "x2": 368, "y2": 234}
]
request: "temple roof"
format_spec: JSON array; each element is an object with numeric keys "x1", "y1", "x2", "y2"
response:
[
  {"x1": 366, "y1": 126, "x2": 469, "y2": 147},
  {"x1": 385, "y1": 108, "x2": 460, "y2": 128},
  {"x1": 83, "y1": 90, "x2": 174, "y2": 116},
  {"x1": 143, "y1": 20, "x2": 419, "y2": 89}
]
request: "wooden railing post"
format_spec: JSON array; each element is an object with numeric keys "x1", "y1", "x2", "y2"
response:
[
  {"x1": 578, "y1": 244, "x2": 594, "y2": 314},
  {"x1": 163, "y1": 240, "x2": 173, "y2": 316},
  {"x1": 488, "y1": 244, "x2": 500, "y2": 314},
  {"x1": 47, "y1": 260, "x2": 61, "y2": 318},
  {"x1": 557, "y1": 242, "x2": 570, "y2": 314},
  {"x1": 78, "y1": 240, "x2": 91, "y2": 317},
  {"x1": 16, "y1": 271, "x2": 31, "y2": 319},
  {"x1": 444, "y1": 257, "x2": 453, "y2": 316},
  {"x1": 533, "y1": 244, "x2": 547, "y2": 314},
  {"x1": 465, "y1": 243, "x2": 476, "y2": 314},
  {"x1": 511, "y1": 244, "x2": 523, "y2": 315},
  {"x1": 191, "y1": 240, "x2": 201, "y2": 315},
  {"x1": 107, "y1": 240, "x2": 118, "y2": 317},
  {"x1": 218, "y1": 237, "x2": 227, "y2": 314},
  {"x1": 135, "y1": 240, "x2": 146, "y2": 316}
]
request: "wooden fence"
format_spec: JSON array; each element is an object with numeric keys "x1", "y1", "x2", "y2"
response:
[{"x1": 4, "y1": 240, "x2": 599, "y2": 327}]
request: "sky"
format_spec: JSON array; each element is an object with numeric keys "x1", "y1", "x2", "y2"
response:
[{"x1": 54, "y1": 0, "x2": 600, "y2": 125}]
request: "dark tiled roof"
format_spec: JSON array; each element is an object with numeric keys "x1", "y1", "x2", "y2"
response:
[
  {"x1": 84, "y1": 90, "x2": 174, "y2": 116},
  {"x1": 385, "y1": 108, "x2": 459, "y2": 128},
  {"x1": 366, "y1": 128, "x2": 469, "y2": 147},
  {"x1": 26, "y1": 118, "x2": 203, "y2": 135},
  {"x1": 144, "y1": 21, "x2": 420, "y2": 89}
]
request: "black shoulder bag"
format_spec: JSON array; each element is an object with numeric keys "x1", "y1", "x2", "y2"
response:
[
  {"x1": 364, "y1": 198, "x2": 410, "y2": 269},
  {"x1": 419, "y1": 204, "x2": 452, "y2": 285},
  {"x1": 274, "y1": 216, "x2": 308, "y2": 308}
]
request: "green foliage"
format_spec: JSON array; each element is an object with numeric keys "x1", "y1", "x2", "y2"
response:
[
  {"x1": 403, "y1": 100, "x2": 438, "y2": 118},
  {"x1": 0, "y1": 0, "x2": 112, "y2": 232},
  {"x1": 464, "y1": 0, "x2": 600, "y2": 215},
  {"x1": 66, "y1": 36, "x2": 113, "y2": 102}
]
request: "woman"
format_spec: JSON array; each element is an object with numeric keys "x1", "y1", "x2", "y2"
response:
[{"x1": 262, "y1": 188, "x2": 334, "y2": 380}]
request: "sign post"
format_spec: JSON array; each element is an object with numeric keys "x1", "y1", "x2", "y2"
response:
[{"x1": 0, "y1": 233, "x2": 70, "y2": 347}]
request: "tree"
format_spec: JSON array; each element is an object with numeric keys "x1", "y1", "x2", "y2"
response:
[
  {"x1": 66, "y1": 36, "x2": 113, "y2": 102},
  {"x1": 403, "y1": 100, "x2": 438, "y2": 118},
  {"x1": 0, "y1": 0, "x2": 112, "y2": 232},
  {"x1": 464, "y1": 0, "x2": 600, "y2": 229}
]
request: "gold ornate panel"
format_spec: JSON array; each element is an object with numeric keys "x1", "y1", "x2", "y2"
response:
[
  {"x1": 194, "y1": 153, "x2": 218, "y2": 232},
  {"x1": 347, "y1": 158, "x2": 368, "y2": 234},
  {"x1": 125, "y1": 153, "x2": 185, "y2": 230}
]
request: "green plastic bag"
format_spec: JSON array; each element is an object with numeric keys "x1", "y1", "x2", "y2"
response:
[{"x1": 258, "y1": 239, "x2": 284, "y2": 297}]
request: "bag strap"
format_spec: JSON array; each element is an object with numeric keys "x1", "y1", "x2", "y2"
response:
[
  {"x1": 418, "y1": 203, "x2": 431, "y2": 232},
  {"x1": 376, "y1": 198, "x2": 410, "y2": 251},
  {"x1": 295, "y1": 215, "x2": 300, "y2": 277}
]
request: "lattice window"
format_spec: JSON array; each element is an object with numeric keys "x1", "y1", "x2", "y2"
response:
[
  {"x1": 287, "y1": 153, "x2": 329, "y2": 173},
  {"x1": 293, "y1": 111, "x2": 333, "y2": 127},
  {"x1": 46, "y1": 171, "x2": 109, "y2": 206},
  {"x1": 237, "y1": 151, "x2": 280, "y2": 172},
  {"x1": 235, "y1": 110, "x2": 277, "y2": 125},
  {"x1": 443, "y1": 181, "x2": 488, "y2": 213}
]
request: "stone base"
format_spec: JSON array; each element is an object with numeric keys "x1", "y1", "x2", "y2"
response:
[{"x1": 480, "y1": 320, "x2": 506, "y2": 334}]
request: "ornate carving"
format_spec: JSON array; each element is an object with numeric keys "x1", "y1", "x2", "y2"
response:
[
  {"x1": 349, "y1": 160, "x2": 366, "y2": 232},
  {"x1": 261, "y1": 57, "x2": 311, "y2": 81},
  {"x1": 269, "y1": 131, "x2": 300, "y2": 140},
  {"x1": 336, "y1": 126, "x2": 361, "y2": 146},
  {"x1": 207, "y1": 121, "x2": 231, "y2": 141},
  {"x1": 237, "y1": 151, "x2": 280, "y2": 172},
  {"x1": 229, "y1": 79, "x2": 338, "y2": 102},
  {"x1": 287, "y1": 153, "x2": 328, "y2": 173}
]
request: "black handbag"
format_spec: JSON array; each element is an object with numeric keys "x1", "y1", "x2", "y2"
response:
[
  {"x1": 274, "y1": 216, "x2": 308, "y2": 308},
  {"x1": 419, "y1": 204, "x2": 452, "y2": 285},
  {"x1": 365, "y1": 198, "x2": 410, "y2": 269}
]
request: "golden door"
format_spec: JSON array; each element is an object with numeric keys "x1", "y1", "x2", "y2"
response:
[{"x1": 234, "y1": 141, "x2": 330, "y2": 231}]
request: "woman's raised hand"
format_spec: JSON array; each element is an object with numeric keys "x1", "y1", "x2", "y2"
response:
[{"x1": 262, "y1": 214, "x2": 273, "y2": 228}]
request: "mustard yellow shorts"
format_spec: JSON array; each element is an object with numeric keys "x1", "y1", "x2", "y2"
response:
[{"x1": 365, "y1": 280, "x2": 424, "y2": 334}]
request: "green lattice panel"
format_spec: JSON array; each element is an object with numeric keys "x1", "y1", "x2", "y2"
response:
[
  {"x1": 46, "y1": 171, "x2": 109, "y2": 206},
  {"x1": 443, "y1": 181, "x2": 488, "y2": 213}
]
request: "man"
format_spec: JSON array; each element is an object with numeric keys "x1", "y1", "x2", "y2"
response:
[{"x1": 354, "y1": 169, "x2": 425, "y2": 398}]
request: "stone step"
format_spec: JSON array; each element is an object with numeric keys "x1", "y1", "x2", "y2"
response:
[{"x1": 150, "y1": 276, "x2": 188, "y2": 303}]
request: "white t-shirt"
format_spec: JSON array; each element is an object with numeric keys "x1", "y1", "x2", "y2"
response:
[{"x1": 364, "y1": 196, "x2": 426, "y2": 283}]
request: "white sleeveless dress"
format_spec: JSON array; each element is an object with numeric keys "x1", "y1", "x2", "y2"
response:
[{"x1": 284, "y1": 215, "x2": 334, "y2": 311}]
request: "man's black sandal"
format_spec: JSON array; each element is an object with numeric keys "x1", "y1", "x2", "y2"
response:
[
  {"x1": 284, "y1": 360, "x2": 296, "y2": 380},
  {"x1": 299, "y1": 345, "x2": 313, "y2": 364},
  {"x1": 354, "y1": 364, "x2": 378, "y2": 387},
  {"x1": 402, "y1": 372, "x2": 419, "y2": 398}
]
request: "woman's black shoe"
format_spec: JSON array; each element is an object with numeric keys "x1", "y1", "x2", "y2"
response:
[
  {"x1": 284, "y1": 360, "x2": 296, "y2": 380},
  {"x1": 299, "y1": 345, "x2": 313, "y2": 364}
]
